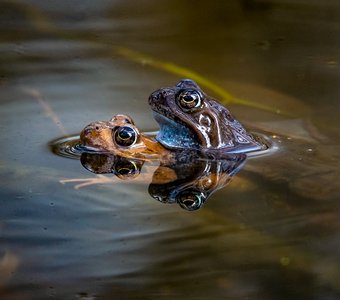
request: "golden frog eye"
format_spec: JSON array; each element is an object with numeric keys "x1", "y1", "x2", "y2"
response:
[
  {"x1": 113, "y1": 126, "x2": 137, "y2": 147},
  {"x1": 114, "y1": 159, "x2": 141, "y2": 179},
  {"x1": 176, "y1": 89, "x2": 203, "y2": 112},
  {"x1": 176, "y1": 189, "x2": 205, "y2": 211}
]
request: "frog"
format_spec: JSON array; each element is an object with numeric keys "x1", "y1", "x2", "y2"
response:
[
  {"x1": 148, "y1": 79, "x2": 266, "y2": 153},
  {"x1": 80, "y1": 114, "x2": 168, "y2": 159}
]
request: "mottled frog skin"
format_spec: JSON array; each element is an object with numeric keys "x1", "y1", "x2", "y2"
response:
[{"x1": 149, "y1": 79, "x2": 264, "y2": 153}]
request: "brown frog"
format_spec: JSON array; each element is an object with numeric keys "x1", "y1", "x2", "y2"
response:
[
  {"x1": 80, "y1": 114, "x2": 167, "y2": 159},
  {"x1": 149, "y1": 79, "x2": 265, "y2": 153}
]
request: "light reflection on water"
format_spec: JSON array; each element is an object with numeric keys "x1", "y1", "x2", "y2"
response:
[{"x1": 1, "y1": 0, "x2": 340, "y2": 299}]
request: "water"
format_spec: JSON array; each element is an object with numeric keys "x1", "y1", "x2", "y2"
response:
[{"x1": 1, "y1": 1, "x2": 340, "y2": 299}]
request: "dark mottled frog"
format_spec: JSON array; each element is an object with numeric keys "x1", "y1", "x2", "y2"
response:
[{"x1": 149, "y1": 79, "x2": 265, "y2": 153}]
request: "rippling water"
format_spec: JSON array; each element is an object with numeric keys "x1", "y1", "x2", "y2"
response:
[{"x1": 1, "y1": 1, "x2": 340, "y2": 299}]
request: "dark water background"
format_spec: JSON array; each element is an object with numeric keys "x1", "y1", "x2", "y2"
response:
[{"x1": 1, "y1": 1, "x2": 340, "y2": 299}]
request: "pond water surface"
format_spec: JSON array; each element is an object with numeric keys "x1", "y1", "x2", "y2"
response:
[{"x1": 1, "y1": 1, "x2": 340, "y2": 299}]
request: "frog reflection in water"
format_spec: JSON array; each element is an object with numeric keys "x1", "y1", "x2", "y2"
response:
[{"x1": 78, "y1": 149, "x2": 245, "y2": 211}]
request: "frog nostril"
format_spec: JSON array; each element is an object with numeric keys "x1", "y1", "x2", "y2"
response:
[
  {"x1": 80, "y1": 128, "x2": 92, "y2": 144},
  {"x1": 149, "y1": 91, "x2": 162, "y2": 104},
  {"x1": 154, "y1": 92, "x2": 161, "y2": 100},
  {"x1": 83, "y1": 128, "x2": 92, "y2": 136},
  {"x1": 149, "y1": 88, "x2": 173, "y2": 105}
]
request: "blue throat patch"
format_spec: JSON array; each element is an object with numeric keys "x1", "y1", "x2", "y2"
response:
[{"x1": 153, "y1": 112, "x2": 199, "y2": 149}]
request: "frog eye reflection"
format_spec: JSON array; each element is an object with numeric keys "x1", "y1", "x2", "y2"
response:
[
  {"x1": 114, "y1": 159, "x2": 141, "y2": 179},
  {"x1": 176, "y1": 189, "x2": 205, "y2": 211},
  {"x1": 113, "y1": 126, "x2": 138, "y2": 147},
  {"x1": 176, "y1": 89, "x2": 203, "y2": 112}
]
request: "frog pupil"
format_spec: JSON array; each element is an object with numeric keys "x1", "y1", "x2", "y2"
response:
[
  {"x1": 183, "y1": 94, "x2": 194, "y2": 103},
  {"x1": 114, "y1": 126, "x2": 136, "y2": 147}
]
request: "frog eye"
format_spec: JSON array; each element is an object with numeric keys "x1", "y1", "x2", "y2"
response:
[
  {"x1": 176, "y1": 89, "x2": 203, "y2": 112},
  {"x1": 113, "y1": 126, "x2": 138, "y2": 147},
  {"x1": 113, "y1": 158, "x2": 141, "y2": 179},
  {"x1": 176, "y1": 189, "x2": 205, "y2": 211}
]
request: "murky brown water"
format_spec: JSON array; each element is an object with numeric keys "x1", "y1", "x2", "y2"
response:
[{"x1": 1, "y1": 1, "x2": 340, "y2": 299}]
